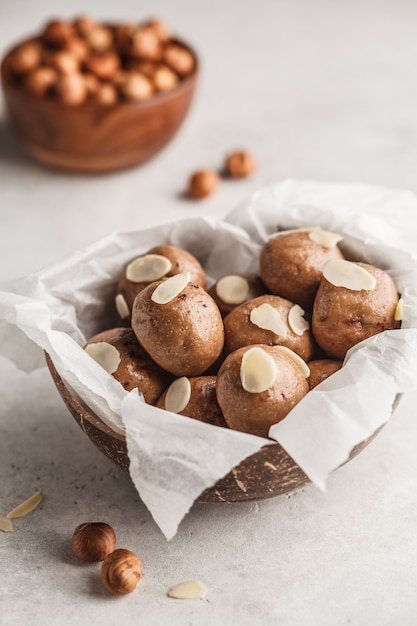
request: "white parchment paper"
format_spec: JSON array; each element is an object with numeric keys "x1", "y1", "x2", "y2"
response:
[{"x1": 2, "y1": 180, "x2": 417, "y2": 539}]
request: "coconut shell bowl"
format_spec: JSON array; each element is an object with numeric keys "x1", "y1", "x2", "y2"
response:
[
  {"x1": 1, "y1": 17, "x2": 198, "y2": 173},
  {"x1": 45, "y1": 354, "x2": 375, "y2": 504}
]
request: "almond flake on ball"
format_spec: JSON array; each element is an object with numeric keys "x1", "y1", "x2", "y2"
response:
[
  {"x1": 273, "y1": 346, "x2": 310, "y2": 378},
  {"x1": 164, "y1": 377, "x2": 192, "y2": 413},
  {"x1": 323, "y1": 259, "x2": 376, "y2": 291},
  {"x1": 240, "y1": 346, "x2": 277, "y2": 393},
  {"x1": 308, "y1": 229, "x2": 343, "y2": 249},
  {"x1": 288, "y1": 304, "x2": 310, "y2": 336},
  {"x1": 126, "y1": 254, "x2": 172, "y2": 283},
  {"x1": 151, "y1": 272, "x2": 190, "y2": 304},
  {"x1": 85, "y1": 342, "x2": 121, "y2": 374},
  {"x1": 250, "y1": 303, "x2": 288, "y2": 337},
  {"x1": 394, "y1": 297, "x2": 403, "y2": 322},
  {"x1": 216, "y1": 275, "x2": 250, "y2": 304},
  {"x1": 115, "y1": 293, "x2": 130, "y2": 319}
]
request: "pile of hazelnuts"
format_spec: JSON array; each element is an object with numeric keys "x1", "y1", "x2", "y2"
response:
[
  {"x1": 5, "y1": 16, "x2": 196, "y2": 106},
  {"x1": 72, "y1": 521, "x2": 142, "y2": 595}
]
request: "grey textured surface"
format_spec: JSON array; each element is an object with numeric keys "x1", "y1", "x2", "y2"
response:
[{"x1": 1, "y1": 1, "x2": 417, "y2": 624}]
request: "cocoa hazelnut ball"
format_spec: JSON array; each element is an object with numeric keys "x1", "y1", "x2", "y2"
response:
[
  {"x1": 216, "y1": 344, "x2": 309, "y2": 438},
  {"x1": 260, "y1": 229, "x2": 345, "y2": 310},
  {"x1": 157, "y1": 376, "x2": 228, "y2": 427},
  {"x1": 312, "y1": 261, "x2": 400, "y2": 360},
  {"x1": 131, "y1": 276, "x2": 224, "y2": 377},
  {"x1": 115, "y1": 245, "x2": 206, "y2": 320},
  {"x1": 85, "y1": 327, "x2": 172, "y2": 405},
  {"x1": 223, "y1": 294, "x2": 315, "y2": 361}
]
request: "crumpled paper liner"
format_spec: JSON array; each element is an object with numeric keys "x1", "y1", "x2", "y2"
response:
[{"x1": 1, "y1": 180, "x2": 417, "y2": 539}]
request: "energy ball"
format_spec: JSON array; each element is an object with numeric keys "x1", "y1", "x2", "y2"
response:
[
  {"x1": 208, "y1": 273, "x2": 267, "y2": 317},
  {"x1": 312, "y1": 259, "x2": 400, "y2": 360},
  {"x1": 84, "y1": 327, "x2": 171, "y2": 404},
  {"x1": 216, "y1": 344, "x2": 309, "y2": 438},
  {"x1": 115, "y1": 244, "x2": 206, "y2": 320},
  {"x1": 307, "y1": 359, "x2": 343, "y2": 390},
  {"x1": 260, "y1": 228, "x2": 345, "y2": 310},
  {"x1": 156, "y1": 375, "x2": 228, "y2": 427},
  {"x1": 131, "y1": 273, "x2": 224, "y2": 377},
  {"x1": 223, "y1": 294, "x2": 315, "y2": 362}
]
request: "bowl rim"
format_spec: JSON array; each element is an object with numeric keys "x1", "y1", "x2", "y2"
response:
[{"x1": 1, "y1": 32, "x2": 199, "y2": 112}]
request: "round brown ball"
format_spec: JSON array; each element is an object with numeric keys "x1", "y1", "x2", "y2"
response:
[
  {"x1": 260, "y1": 230, "x2": 344, "y2": 310},
  {"x1": 223, "y1": 294, "x2": 315, "y2": 361},
  {"x1": 131, "y1": 280, "x2": 224, "y2": 377},
  {"x1": 85, "y1": 327, "x2": 172, "y2": 404},
  {"x1": 157, "y1": 376, "x2": 228, "y2": 427},
  {"x1": 216, "y1": 345, "x2": 309, "y2": 438},
  {"x1": 312, "y1": 262, "x2": 400, "y2": 360},
  {"x1": 116, "y1": 245, "x2": 206, "y2": 320},
  {"x1": 307, "y1": 359, "x2": 343, "y2": 390},
  {"x1": 208, "y1": 273, "x2": 267, "y2": 317}
]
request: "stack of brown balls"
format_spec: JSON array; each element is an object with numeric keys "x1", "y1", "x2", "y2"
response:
[{"x1": 85, "y1": 229, "x2": 401, "y2": 439}]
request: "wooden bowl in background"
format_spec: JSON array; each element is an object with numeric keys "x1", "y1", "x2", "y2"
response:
[
  {"x1": 1, "y1": 38, "x2": 198, "y2": 173},
  {"x1": 45, "y1": 354, "x2": 378, "y2": 503}
]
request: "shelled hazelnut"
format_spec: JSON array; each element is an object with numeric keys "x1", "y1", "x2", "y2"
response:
[
  {"x1": 71, "y1": 522, "x2": 117, "y2": 562},
  {"x1": 101, "y1": 549, "x2": 143, "y2": 595},
  {"x1": 225, "y1": 150, "x2": 256, "y2": 178},
  {"x1": 188, "y1": 169, "x2": 220, "y2": 199},
  {"x1": 4, "y1": 15, "x2": 196, "y2": 107}
]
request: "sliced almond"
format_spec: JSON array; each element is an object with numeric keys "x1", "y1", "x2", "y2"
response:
[
  {"x1": 115, "y1": 293, "x2": 130, "y2": 319},
  {"x1": 151, "y1": 272, "x2": 190, "y2": 305},
  {"x1": 0, "y1": 514, "x2": 13, "y2": 532},
  {"x1": 323, "y1": 259, "x2": 376, "y2": 291},
  {"x1": 288, "y1": 304, "x2": 310, "y2": 336},
  {"x1": 165, "y1": 377, "x2": 191, "y2": 413},
  {"x1": 85, "y1": 342, "x2": 121, "y2": 374},
  {"x1": 126, "y1": 254, "x2": 172, "y2": 283},
  {"x1": 167, "y1": 580, "x2": 208, "y2": 600},
  {"x1": 240, "y1": 347, "x2": 277, "y2": 393},
  {"x1": 308, "y1": 228, "x2": 343, "y2": 248},
  {"x1": 216, "y1": 275, "x2": 249, "y2": 305},
  {"x1": 6, "y1": 491, "x2": 43, "y2": 519},
  {"x1": 268, "y1": 226, "x2": 317, "y2": 239},
  {"x1": 394, "y1": 297, "x2": 403, "y2": 322},
  {"x1": 250, "y1": 303, "x2": 288, "y2": 337},
  {"x1": 274, "y1": 346, "x2": 310, "y2": 378}
]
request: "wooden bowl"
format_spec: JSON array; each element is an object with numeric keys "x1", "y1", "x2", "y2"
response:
[
  {"x1": 45, "y1": 353, "x2": 378, "y2": 503},
  {"x1": 1, "y1": 38, "x2": 198, "y2": 173}
]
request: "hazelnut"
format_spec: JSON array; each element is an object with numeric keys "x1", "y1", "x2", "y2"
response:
[
  {"x1": 73, "y1": 16, "x2": 98, "y2": 38},
  {"x1": 143, "y1": 19, "x2": 171, "y2": 43},
  {"x1": 153, "y1": 65, "x2": 179, "y2": 92},
  {"x1": 85, "y1": 52, "x2": 120, "y2": 80},
  {"x1": 71, "y1": 522, "x2": 116, "y2": 562},
  {"x1": 45, "y1": 50, "x2": 79, "y2": 75},
  {"x1": 225, "y1": 150, "x2": 256, "y2": 178},
  {"x1": 65, "y1": 37, "x2": 90, "y2": 62},
  {"x1": 95, "y1": 82, "x2": 119, "y2": 106},
  {"x1": 83, "y1": 72, "x2": 100, "y2": 97},
  {"x1": 130, "y1": 27, "x2": 163, "y2": 61},
  {"x1": 84, "y1": 25, "x2": 113, "y2": 53},
  {"x1": 55, "y1": 73, "x2": 87, "y2": 105},
  {"x1": 188, "y1": 169, "x2": 220, "y2": 199},
  {"x1": 42, "y1": 20, "x2": 75, "y2": 47},
  {"x1": 9, "y1": 41, "x2": 42, "y2": 75},
  {"x1": 101, "y1": 549, "x2": 142, "y2": 595},
  {"x1": 164, "y1": 43, "x2": 195, "y2": 76},
  {"x1": 24, "y1": 66, "x2": 57, "y2": 96},
  {"x1": 118, "y1": 72, "x2": 154, "y2": 101}
]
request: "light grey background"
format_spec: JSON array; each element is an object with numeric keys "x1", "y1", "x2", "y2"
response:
[{"x1": 1, "y1": 1, "x2": 417, "y2": 624}]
